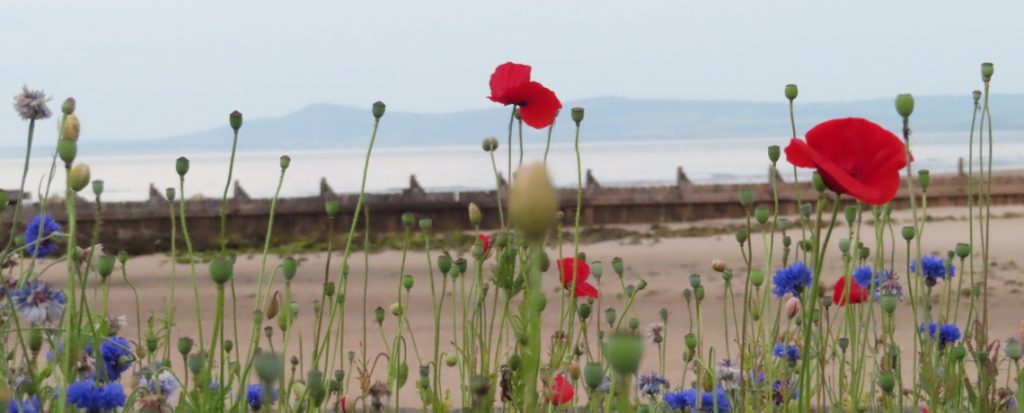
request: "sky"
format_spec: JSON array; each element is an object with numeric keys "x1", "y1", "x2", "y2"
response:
[{"x1": 1, "y1": 0, "x2": 1021, "y2": 142}]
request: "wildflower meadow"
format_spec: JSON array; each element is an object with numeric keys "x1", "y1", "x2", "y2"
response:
[{"x1": 0, "y1": 61, "x2": 1019, "y2": 413}]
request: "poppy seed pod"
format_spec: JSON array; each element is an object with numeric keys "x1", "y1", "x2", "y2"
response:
[
  {"x1": 981, "y1": 62, "x2": 994, "y2": 82},
  {"x1": 951, "y1": 346, "x2": 967, "y2": 361},
  {"x1": 62, "y1": 114, "x2": 80, "y2": 141},
  {"x1": 604, "y1": 307, "x2": 616, "y2": 326},
  {"x1": 735, "y1": 229, "x2": 749, "y2": 245},
  {"x1": 445, "y1": 354, "x2": 458, "y2": 367},
  {"x1": 684, "y1": 333, "x2": 697, "y2": 351},
  {"x1": 419, "y1": 218, "x2": 432, "y2": 232},
  {"x1": 62, "y1": 97, "x2": 76, "y2": 115},
  {"x1": 324, "y1": 281, "x2": 336, "y2": 296},
  {"x1": 755, "y1": 206, "x2": 770, "y2": 225},
  {"x1": 844, "y1": 206, "x2": 857, "y2": 225},
  {"x1": 1005, "y1": 338, "x2": 1022, "y2": 361},
  {"x1": 402, "y1": 274, "x2": 414, "y2": 290},
  {"x1": 578, "y1": 302, "x2": 591, "y2": 320},
  {"x1": 177, "y1": 337, "x2": 194, "y2": 356},
  {"x1": 838, "y1": 238, "x2": 850, "y2": 253},
  {"x1": 509, "y1": 163, "x2": 558, "y2": 240},
  {"x1": 437, "y1": 254, "x2": 453, "y2": 275},
  {"x1": 92, "y1": 179, "x2": 104, "y2": 196},
  {"x1": 209, "y1": 257, "x2": 234, "y2": 285},
  {"x1": 627, "y1": 318, "x2": 639, "y2": 331},
  {"x1": 254, "y1": 351, "x2": 284, "y2": 384},
  {"x1": 603, "y1": 333, "x2": 643, "y2": 374},
  {"x1": 187, "y1": 353, "x2": 205, "y2": 376},
  {"x1": 280, "y1": 155, "x2": 291, "y2": 170},
  {"x1": 591, "y1": 261, "x2": 604, "y2": 279},
  {"x1": 612, "y1": 257, "x2": 624, "y2": 277},
  {"x1": 955, "y1": 243, "x2": 971, "y2": 259},
  {"x1": 482, "y1": 136, "x2": 499, "y2": 152},
  {"x1": 223, "y1": 340, "x2": 234, "y2": 353},
  {"x1": 58, "y1": 139, "x2": 77, "y2": 165},
  {"x1": 571, "y1": 107, "x2": 584, "y2": 125},
  {"x1": 689, "y1": 273, "x2": 702, "y2": 288},
  {"x1": 800, "y1": 202, "x2": 813, "y2": 218},
  {"x1": 895, "y1": 94, "x2": 914, "y2": 118},
  {"x1": 768, "y1": 145, "x2": 781, "y2": 164},
  {"x1": 176, "y1": 157, "x2": 190, "y2": 176},
  {"x1": 877, "y1": 371, "x2": 895, "y2": 393},
  {"x1": 281, "y1": 257, "x2": 298, "y2": 281},
  {"x1": 693, "y1": 286, "x2": 705, "y2": 301},
  {"x1": 325, "y1": 201, "x2": 339, "y2": 217},
  {"x1": 750, "y1": 269, "x2": 764, "y2": 287},
  {"x1": 918, "y1": 169, "x2": 930, "y2": 190},
  {"x1": 166, "y1": 187, "x2": 176, "y2": 201},
  {"x1": 374, "y1": 306, "x2": 386, "y2": 325},
  {"x1": 455, "y1": 257, "x2": 468, "y2": 274},
  {"x1": 468, "y1": 202, "x2": 482, "y2": 226},
  {"x1": 372, "y1": 101, "x2": 386, "y2": 119},
  {"x1": 972, "y1": 90, "x2": 982, "y2": 103},
  {"x1": 583, "y1": 362, "x2": 603, "y2": 389},
  {"x1": 738, "y1": 189, "x2": 754, "y2": 208},
  {"x1": 96, "y1": 255, "x2": 116, "y2": 278},
  {"x1": 68, "y1": 164, "x2": 91, "y2": 192},
  {"x1": 229, "y1": 110, "x2": 243, "y2": 131},
  {"x1": 901, "y1": 226, "x2": 915, "y2": 241},
  {"x1": 785, "y1": 84, "x2": 798, "y2": 101}
]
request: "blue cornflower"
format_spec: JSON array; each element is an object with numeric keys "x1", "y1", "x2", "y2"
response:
[
  {"x1": 9, "y1": 281, "x2": 67, "y2": 325},
  {"x1": 24, "y1": 214, "x2": 60, "y2": 258},
  {"x1": 852, "y1": 266, "x2": 891, "y2": 288},
  {"x1": 772, "y1": 343, "x2": 800, "y2": 363},
  {"x1": 664, "y1": 388, "x2": 697, "y2": 410},
  {"x1": 698, "y1": 386, "x2": 732, "y2": 412},
  {"x1": 247, "y1": 383, "x2": 279, "y2": 411},
  {"x1": 920, "y1": 322, "x2": 961, "y2": 346},
  {"x1": 98, "y1": 336, "x2": 133, "y2": 381},
  {"x1": 910, "y1": 256, "x2": 954, "y2": 279},
  {"x1": 772, "y1": 262, "x2": 812, "y2": 298},
  {"x1": 67, "y1": 379, "x2": 126, "y2": 412},
  {"x1": 637, "y1": 372, "x2": 670, "y2": 397},
  {"x1": 772, "y1": 380, "x2": 800, "y2": 405},
  {"x1": 8, "y1": 396, "x2": 41, "y2": 413}
]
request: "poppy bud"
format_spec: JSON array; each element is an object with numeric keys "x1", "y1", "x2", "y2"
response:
[
  {"x1": 455, "y1": 257, "x2": 468, "y2": 274},
  {"x1": 693, "y1": 286, "x2": 705, "y2": 301},
  {"x1": 578, "y1": 302, "x2": 591, "y2": 320},
  {"x1": 1004, "y1": 337, "x2": 1024, "y2": 361},
  {"x1": 571, "y1": 107, "x2": 584, "y2": 125},
  {"x1": 529, "y1": 291, "x2": 547, "y2": 312},
  {"x1": 767, "y1": 145, "x2": 782, "y2": 164},
  {"x1": 627, "y1": 318, "x2": 640, "y2": 331},
  {"x1": 735, "y1": 229, "x2": 749, "y2": 245},
  {"x1": 374, "y1": 306, "x2": 386, "y2": 325},
  {"x1": 62, "y1": 97, "x2": 76, "y2": 115},
  {"x1": 188, "y1": 353, "x2": 205, "y2": 376},
  {"x1": 879, "y1": 295, "x2": 896, "y2": 314},
  {"x1": 711, "y1": 259, "x2": 727, "y2": 273},
  {"x1": 785, "y1": 296, "x2": 801, "y2": 319},
  {"x1": 981, "y1": 62, "x2": 994, "y2": 82},
  {"x1": 146, "y1": 336, "x2": 159, "y2": 354},
  {"x1": 252, "y1": 309, "x2": 263, "y2": 325},
  {"x1": 612, "y1": 257, "x2": 624, "y2": 277},
  {"x1": 419, "y1": 218, "x2": 432, "y2": 232},
  {"x1": 738, "y1": 189, "x2": 754, "y2": 208},
  {"x1": 800, "y1": 202, "x2": 813, "y2": 218},
  {"x1": 96, "y1": 255, "x2": 115, "y2": 278},
  {"x1": 844, "y1": 206, "x2": 857, "y2": 225},
  {"x1": 90, "y1": 180, "x2": 104, "y2": 197},
  {"x1": 684, "y1": 333, "x2": 697, "y2": 351},
  {"x1": 507, "y1": 354, "x2": 521, "y2": 371},
  {"x1": 583, "y1": 362, "x2": 603, "y2": 389},
  {"x1": 838, "y1": 337, "x2": 849, "y2": 352},
  {"x1": 165, "y1": 187, "x2": 176, "y2": 201},
  {"x1": 784, "y1": 84, "x2": 799, "y2": 101},
  {"x1": 604, "y1": 308, "x2": 616, "y2": 327},
  {"x1": 877, "y1": 371, "x2": 895, "y2": 393},
  {"x1": 468, "y1": 202, "x2": 482, "y2": 226},
  {"x1": 918, "y1": 169, "x2": 930, "y2": 190},
  {"x1": 254, "y1": 351, "x2": 284, "y2": 384},
  {"x1": 58, "y1": 139, "x2": 77, "y2": 165},
  {"x1": 955, "y1": 243, "x2": 971, "y2": 258},
  {"x1": 63, "y1": 114, "x2": 81, "y2": 141},
  {"x1": 901, "y1": 226, "x2": 915, "y2": 241},
  {"x1": 859, "y1": 246, "x2": 870, "y2": 260},
  {"x1": 68, "y1": 164, "x2": 91, "y2": 192},
  {"x1": 951, "y1": 346, "x2": 967, "y2": 361},
  {"x1": 838, "y1": 238, "x2": 850, "y2": 254},
  {"x1": 778, "y1": 218, "x2": 791, "y2": 231},
  {"x1": 230, "y1": 110, "x2": 243, "y2": 131},
  {"x1": 372, "y1": 101, "x2": 386, "y2": 119},
  {"x1": 280, "y1": 155, "x2": 291, "y2": 170},
  {"x1": 209, "y1": 257, "x2": 234, "y2": 285},
  {"x1": 750, "y1": 269, "x2": 764, "y2": 287},
  {"x1": 812, "y1": 172, "x2": 826, "y2": 193},
  {"x1": 603, "y1": 333, "x2": 643, "y2": 374},
  {"x1": 972, "y1": 90, "x2": 982, "y2": 103},
  {"x1": 509, "y1": 163, "x2": 558, "y2": 241},
  {"x1": 177, "y1": 337, "x2": 194, "y2": 356},
  {"x1": 402, "y1": 274, "x2": 414, "y2": 290},
  {"x1": 317, "y1": 202, "x2": 338, "y2": 220},
  {"x1": 281, "y1": 257, "x2": 298, "y2": 281},
  {"x1": 591, "y1": 261, "x2": 604, "y2": 279},
  {"x1": 322, "y1": 282, "x2": 335, "y2": 297},
  {"x1": 755, "y1": 206, "x2": 770, "y2": 225},
  {"x1": 437, "y1": 254, "x2": 452, "y2": 274},
  {"x1": 445, "y1": 354, "x2": 458, "y2": 367},
  {"x1": 482, "y1": 137, "x2": 499, "y2": 152},
  {"x1": 689, "y1": 273, "x2": 702, "y2": 288},
  {"x1": 895, "y1": 94, "x2": 914, "y2": 118},
  {"x1": 783, "y1": 235, "x2": 792, "y2": 247},
  {"x1": 800, "y1": 240, "x2": 813, "y2": 252},
  {"x1": 176, "y1": 157, "x2": 190, "y2": 177}
]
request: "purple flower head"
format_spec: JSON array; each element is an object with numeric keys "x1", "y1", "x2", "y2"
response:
[
  {"x1": 24, "y1": 214, "x2": 61, "y2": 258},
  {"x1": 664, "y1": 388, "x2": 697, "y2": 410},
  {"x1": 67, "y1": 379, "x2": 126, "y2": 412},
  {"x1": 13, "y1": 85, "x2": 52, "y2": 120},
  {"x1": 246, "y1": 383, "x2": 278, "y2": 411},
  {"x1": 772, "y1": 380, "x2": 800, "y2": 405},
  {"x1": 772, "y1": 262, "x2": 812, "y2": 298},
  {"x1": 97, "y1": 336, "x2": 133, "y2": 381},
  {"x1": 9, "y1": 281, "x2": 66, "y2": 325},
  {"x1": 637, "y1": 371, "x2": 669, "y2": 397},
  {"x1": 698, "y1": 386, "x2": 732, "y2": 412},
  {"x1": 8, "y1": 396, "x2": 41, "y2": 413},
  {"x1": 852, "y1": 266, "x2": 891, "y2": 289},
  {"x1": 920, "y1": 322, "x2": 961, "y2": 346},
  {"x1": 910, "y1": 256, "x2": 954, "y2": 280},
  {"x1": 772, "y1": 343, "x2": 800, "y2": 363}
]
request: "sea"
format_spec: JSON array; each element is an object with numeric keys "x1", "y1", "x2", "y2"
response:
[{"x1": 2, "y1": 132, "x2": 1023, "y2": 202}]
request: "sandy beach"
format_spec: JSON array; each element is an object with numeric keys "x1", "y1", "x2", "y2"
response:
[{"x1": 31, "y1": 204, "x2": 1024, "y2": 404}]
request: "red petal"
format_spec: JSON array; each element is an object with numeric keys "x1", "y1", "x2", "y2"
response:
[
  {"x1": 488, "y1": 62, "x2": 532, "y2": 105},
  {"x1": 478, "y1": 233, "x2": 491, "y2": 255},
  {"x1": 559, "y1": 258, "x2": 590, "y2": 287},
  {"x1": 517, "y1": 81, "x2": 562, "y2": 129},
  {"x1": 833, "y1": 277, "x2": 867, "y2": 306},
  {"x1": 574, "y1": 282, "x2": 599, "y2": 298},
  {"x1": 550, "y1": 375, "x2": 574, "y2": 405}
]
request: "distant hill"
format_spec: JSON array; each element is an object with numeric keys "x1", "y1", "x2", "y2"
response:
[{"x1": 29, "y1": 94, "x2": 1024, "y2": 155}]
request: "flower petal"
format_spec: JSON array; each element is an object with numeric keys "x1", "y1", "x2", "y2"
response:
[
  {"x1": 488, "y1": 62, "x2": 532, "y2": 104},
  {"x1": 517, "y1": 81, "x2": 562, "y2": 129},
  {"x1": 574, "y1": 282, "x2": 599, "y2": 298}
]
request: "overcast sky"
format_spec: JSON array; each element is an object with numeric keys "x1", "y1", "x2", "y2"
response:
[{"x1": 1, "y1": 0, "x2": 1021, "y2": 142}]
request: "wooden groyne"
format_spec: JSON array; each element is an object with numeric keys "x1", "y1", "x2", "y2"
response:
[{"x1": 2, "y1": 168, "x2": 1021, "y2": 254}]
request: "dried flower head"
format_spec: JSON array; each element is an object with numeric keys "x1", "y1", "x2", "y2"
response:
[{"x1": 13, "y1": 85, "x2": 52, "y2": 120}]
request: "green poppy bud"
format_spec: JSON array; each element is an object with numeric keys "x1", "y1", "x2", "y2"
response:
[
  {"x1": 750, "y1": 269, "x2": 764, "y2": 287},
  {"x1": 394, "y1": 362, "x2": 409, "y2": 388},
  {"x1": 437, "y1": 254, "x2": 452, "y2": 275},
  {"x1": 529, "y1": 291, "x2": 546, "y2": 313},
  {"x1": 603, "y1": 333, "x2": 643, "y2": 374},
  {"x1": 187, "y1": 353, "x2": 205, "y2": 376},
  {"x1": 445, "y1": 354, "x2": 458, "y2": 367},
  {"x1": 62, "y1": 114, "x2": 81, "y2": 141},
  {"x1": 768, "y1": 145, "x2": 781, "y2": 164},
  {"x1": 901, "y1": 226, "x2": 915, "y2": 241},
  {"x1": 29, "y1": 327, "x2": 43, "y2": 353},
  {"x1": 838, "y1": 238, "x2": 850, "y2": 253},
  {"x1": 685, "y1": 333, "x2": 697, "y2": 351},
  {"x1": 507, "y1": 354, "x2": 521, "y2": 371},
  {"x1": 981, "y1": 62, "x2": 994, "y2": 82},
  {"x1": 604, "y1": 307, "x2": 616, "y2": 327},
  {"x1": 229, "y1": 110, "x2": 243, "y2": 131},
  {"x1": 895, "y1": 93, "x2": 916, "y2": 119},
  {"x1": 693, "y1": 286, "x2": 705, "y2": 301},
  {"x1": 468, "y1": 202, "x2": 482, "y2": 226},
  {"x1": 96, "y1": 255, "x2": 115, "y2": 278},
  {"x1": 482, "y1": 136, "x2": 499, "y2": 152},
  {"x1": 402, "y1": 274, "x2": 414, "y2": 290},
  {"x1": 583, "y1": 362, "x2": 603, "y2": 389},
  {"x1": 612, "y1": 257, "x2": 624, "y2": 277},
  {"x1": 372, "y1": 101, "x2": 386, "y2": 119},
  {"x1": 254, "y1": 351, "x2": 284, "y2": 384},
  {"x1": 627, "y1": 318, "x2": 640, "y2": 331},
  {"x1": 62, "y1": 97, "x2": 76, "y2": 115},
  {"x1": 800, "y1": 240, "x2": 813, "y2": 252},
  {"x1": 176, "y1": 157, "x2": 190, "y2": 177},
  {"x1": 955, "y1": 243, "x2": 971, "y2": 258},
  {"x1": 325, "y1": 201, "x2": 339, "y2": 217},
  {"x1": 735, "y1": 229, "x2": 749, "y2": 245},
  {"x1": 145, "y1": 336, "x2": 159, "y2": 354},
  {"x1": 784, "y1": 84, "x2": 798, "y2": 101},
  {"x1": 877, "y1": 371, "x2": 895, "y2": 393},
  {"x1": 812, "y1": 172, "x2": 827, "y2": 192},
  {"x1": 918, "y1": 169, "x2": 930, "y2": 190},
  {"x1": 419, "y1": 218, "x2": 432, "y2": 232},
  {"x1": 972, "y1": 90, "x2": 982, "y2": 103},
  {"x1": 951, "y1": 346, "x2": 967, "y2": 361},
  {"x1": 755, "y1": 206, "x2": 770, "y2": 225},
  {"x1": 578, "y1": 302, "x2": 591, "y2": 320},
  {"x1": 280, "y1": 155, "x2": 291, "y2": 170},
  {"x1": 68, "y1": 164, "x2": 91, "y2": 192},
  {"x1": 223, "y1": 340, "x2": 233, "y2": 354},
  {"x1": 509, "y1": 163, "x2": 558, "y2": 240},
  {"x1": 738, "y1": 189, "x2": 754, "y2": 208},
  {"x1": 390, "y1": 302, "x2": 404, "y2": 317},
  {"x1": 281, "y1": 257, "x2": 298, "y2": 281},
  {"x1": 57, "y1": 140, "x2": 77, "y2": 166},
  {"x1": 209, "y1": 257, "x2": 234, "y2": 285},
  {"x1": 374, "y1": 306, "x2": 386, "y2": 325},
  {"x1": 1006, "y1": 338, "x2": 1023, "y2": 361},
  {"x1": 571, "y1": 107, "x2": 584, "y2": 125},
  {"x1": 844, "y1": 206, "x2": 857, "y2": 225}
]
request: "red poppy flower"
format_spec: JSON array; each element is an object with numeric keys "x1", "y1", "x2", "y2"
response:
[
  {"x1": 832, "y1": 276, "x2": 868, "y2": 306},
  {"x1": 558, "y1": 257, "x2": 599, "y2": 298},
  {"x1": 478, "y1": 233, "x2": 491, "y2": 256},
  {"x1": 548, "y1": 374, "x2": 574, "y2": 405},
  {"x1": 488, "y1": 62, "x2": 562, "y2": 129},
  {"x1": 784, "y1": 118, "x2": 909, "y2": 205}
]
